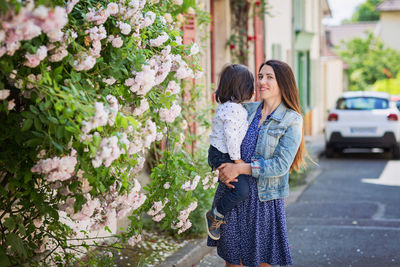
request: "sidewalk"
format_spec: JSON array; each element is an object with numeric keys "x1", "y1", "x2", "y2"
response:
[{"x1": 158, "y1": 133, "x2": 326, "y2": 267}]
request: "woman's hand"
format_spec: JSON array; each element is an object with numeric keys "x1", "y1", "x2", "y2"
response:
[
  {"x1": 218, "y1": 162, "x2": 252, "y2": 189},
  {"x1": 218, "y1": 163, "x2": 239, "y2": 188}
]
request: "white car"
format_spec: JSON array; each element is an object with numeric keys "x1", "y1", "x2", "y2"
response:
[{"x1": 325, "y1": 91, "x2": 400, "y2": 158}]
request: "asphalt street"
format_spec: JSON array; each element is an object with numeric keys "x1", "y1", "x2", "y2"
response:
[{"x1": 197, "y1": 150, "x2": 400, "y2": 266}]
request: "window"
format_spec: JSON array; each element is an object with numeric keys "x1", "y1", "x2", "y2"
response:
[
  {"x1": 336, "y1": 97, "x2": 389, "y2": 110},
  {"x1": 294, "y1": 0, "x2": 305, "y2": 31},
  {"x1": 271, "y1": 43, "x2": 282, "y2": 60},
  {"x1": 297, "y1": 51, "x2": 310, "y2": 110}
]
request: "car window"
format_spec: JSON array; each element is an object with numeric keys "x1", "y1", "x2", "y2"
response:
[{"x1": 336, "y1": 97, "x2": 389, "y2": 110}]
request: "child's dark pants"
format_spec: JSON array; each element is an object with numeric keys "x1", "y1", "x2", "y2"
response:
[{"x1": 208, "y1": 145, "x2": 249, "y2": 216}]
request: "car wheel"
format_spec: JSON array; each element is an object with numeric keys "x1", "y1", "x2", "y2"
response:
[
  {"x1": 393, "y1": 144, "x2": 400, "y2": 159},
  {"x1": 335, "y1": 148, "x2": 343, "y2": 154},
  {"x1": 325, "y1": 145, "x2": 335, "y2": 158}
]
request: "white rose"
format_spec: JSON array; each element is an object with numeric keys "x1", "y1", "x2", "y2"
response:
[{"x1": 107, "y1": 2, "x2": 119, "y2": 15}]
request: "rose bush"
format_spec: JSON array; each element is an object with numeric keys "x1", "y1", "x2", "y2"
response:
[{"x1": 0, "y1": 0, "x2": 213, "y2": 265}]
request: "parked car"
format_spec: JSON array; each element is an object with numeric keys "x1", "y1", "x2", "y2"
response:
[
  {"x1": 325, "y1": 91, "x2": 400, "y2": 158},
  {"x1": 391, "y1": 95, "x2": 400, "y2": 111}
]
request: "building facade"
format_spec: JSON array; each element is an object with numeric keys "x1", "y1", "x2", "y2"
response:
[{"x1": 376, "y1": 0, "x2": 400, "y2": 51}]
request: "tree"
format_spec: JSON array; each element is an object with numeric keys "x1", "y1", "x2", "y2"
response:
[
  {"x1": 337, "y1": 32, "x2": 400, "y2": 91},
  {"x1": 350, "y1": 0, "x2": 383, "y2": 22},
  {"x1": 373, "y1": 73, "x2": 400, "y2": 95}
]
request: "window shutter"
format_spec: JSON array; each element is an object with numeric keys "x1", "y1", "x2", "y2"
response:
[
  {"x1": 182, "y1": 14, "x2": 197, "y2": 152},
  {"x1": 183, "y1": 14, "x2": 196, "y2": 45}
]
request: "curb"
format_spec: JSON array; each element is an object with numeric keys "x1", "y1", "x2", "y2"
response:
[
  {"x1": 157, "y1": 238, "x2": 213, "y2": 267},
  {"x1": 285, "y1": 167, "x2": 322, "y2": 205}
]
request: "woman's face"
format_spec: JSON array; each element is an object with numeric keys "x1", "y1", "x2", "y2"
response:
[{"x1": 257, "y1": 64, "x2": 282, "y2": 102}]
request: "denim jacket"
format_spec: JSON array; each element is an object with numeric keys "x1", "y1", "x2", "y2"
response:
[{"x1": 242, "y1": 101, "x2": 303, "y2": 202}]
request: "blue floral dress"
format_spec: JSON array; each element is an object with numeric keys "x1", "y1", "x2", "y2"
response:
[{"x1": 207, "y1": 104, "x2": 292, "y2": 266}]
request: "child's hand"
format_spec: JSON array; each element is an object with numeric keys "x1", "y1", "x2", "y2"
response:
[{"x1": 234, "y1": 159, "x2": 245, "y2": 164}]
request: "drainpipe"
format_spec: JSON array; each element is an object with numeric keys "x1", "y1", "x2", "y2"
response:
[{"x1": 291, "y1": 0, "x2": 296, "y2": 71}]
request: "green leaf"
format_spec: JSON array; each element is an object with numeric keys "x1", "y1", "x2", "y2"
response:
[
  {"x1": 54, "y1": 101, "x2": 64, "y2": 111},
  {"x1": 99, "y1": 182, "x2": 106, "y2": 193},
  {"x1": 39, "y1": 101, "x2": 45, "y2": 111},
  {"x1": 104, "y1": 226, "x2": 112, "y2": 234},
  {"x1": 44, "y1": 100, "x2": 52, "y2": 109},
  {"x1": 74, "y1": 194, "x2": 85, "y2": 212},
  {"x1": 65, "y1": 126, "x2": 78, "y2": 133},
  {"x1": 0, "y1": 186, "x2": 7, "y2": 197},
  {"x1": 69, "y1": 180, "x2": 79, "y2": 192},
  {"x1": 170, "y1": 30, "x2": 180, "y2": 37},
  {"x1": 48, "y1": 116, "x2": 58, "y2": 124},
  {"x1": 33, "y1": 118, "x2": 42, "y2": 131},
  {"x1": 56, "y1": 126, "x2": 64, "y2": 139},
  {"x1": 6, "y1": 233, "x2": 27, "y2": 258},
  {"x1": 24, "y1": 138, "x2": 42, "y2": 147},
  {"x1": 127, "y1": 117, "x2": 139, "y2": 127},
  {"x1": 51, "y1": 140, "x2": 64, "y2": 152},
  {"x1": 39, "y1": 114, "x2": 48, "y2": 124},
  {"x1": 29, "y1": 105, "x2": 40, "y2": 115},
  {"x1": 0, "y1": 248, "x2": 11, "y2": 267},
  {"x1": 53, "y1": 65, "x2": 63, "y2": 76},
  {"x1": 21, "y1": 119, "x2": 33, "y2": 132},
  {"x1": 3, "y1": 217, "x2": 16, "y2": 231},
  {"x1": 18, "y1": 224, "x2": 26, "y2": 236},
  {"x1": 21, "y1": 111, "x2": 35, "y2": 119},
  {"x1": 31, "y1": 131, "x2": 44, "y2": 137}
]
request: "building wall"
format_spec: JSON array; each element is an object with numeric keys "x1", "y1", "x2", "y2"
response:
[
  {"x1": 212, "y1": 0, "x2": 232, "y2": 83},
  {"x1": 378, "y1": 11, "x2": 400, "y2": 51},
  {"x1": 320, "y1": 57, "x2": 344, "y2": 129},
  {"x1": 301, "y1": 0, "x2": 324, "y2": 135},
  {"x1": 264, "y1": 0, "x2": 293, "y2": 63},
  {"x1": 264, "y1": 0, "x2": 325, "y2": 136}
]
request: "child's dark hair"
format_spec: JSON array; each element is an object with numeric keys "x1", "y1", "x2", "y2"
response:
[{"x1": 215, "y1": 64, "x2": 254, "y2": 103}]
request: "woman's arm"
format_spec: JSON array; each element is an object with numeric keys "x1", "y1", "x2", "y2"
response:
[
  {"x1": 251, "y1": 116, "x2": 303, "y2": 179},
  {"x1": 218, "y1": 162, "x2": 251, "y2": 185},
  {"x1": 218, "y1": 116, "x2": 303, "y2": 182}
]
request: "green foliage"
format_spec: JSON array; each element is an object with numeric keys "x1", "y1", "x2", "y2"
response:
[
  {"x1": 337, "y1": 32, "x2": 400, "y2": 91},
  {"x1": 140, "y1": 81, "x2": 216, "y2": 238},
  {"x1": 0, "y1": 0, "x2": 212, "y2": 265},
  {"x1": 373, "y1": 73, "x2": 400, "y2": 95},
  {"x1": 349, "y1": 0, "x2": 383, "y2": 22}
]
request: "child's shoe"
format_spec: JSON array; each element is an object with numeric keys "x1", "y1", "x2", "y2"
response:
[{"x1": 205, "y1": 209, "x2": 226, "y2": 240}]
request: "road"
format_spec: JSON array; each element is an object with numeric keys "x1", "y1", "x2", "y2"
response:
[{"x1": 197, "y1": 151, "x2": 400, "y2": 266}]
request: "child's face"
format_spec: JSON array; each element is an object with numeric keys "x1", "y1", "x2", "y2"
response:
[{"x1": 257, "y1": 65, "x2": 282, "y2": 102}]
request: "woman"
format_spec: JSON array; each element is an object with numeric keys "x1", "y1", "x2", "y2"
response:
[{"x1": 207, "y1": 59, "x2": 307, "y2": 267}]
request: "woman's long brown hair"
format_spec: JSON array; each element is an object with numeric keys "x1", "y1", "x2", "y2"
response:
[{"x1": 259, "y1": 59, "x2": 308, "y2": 172}]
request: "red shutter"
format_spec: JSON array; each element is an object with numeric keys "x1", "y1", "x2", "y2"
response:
[
  {"x1": 183, "y1": 14, "x2": 196, "y2": 45},
  {"x1": 183, "y1": 14, "x2": 197, "y2": 153},
  {"x1": 254, "y1": 8, "x2": 265, "y2": 101},
  {"x1": 210, "y1": 0, "x2": 216, "y2": 103}
]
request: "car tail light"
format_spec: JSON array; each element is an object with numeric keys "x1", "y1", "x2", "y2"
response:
[
  {"x1": 387, "y1": 113, "x2": 398, "y2": 121},
  {"x1": 328, "y1": 113, "x2": 338, "y2": 121}
]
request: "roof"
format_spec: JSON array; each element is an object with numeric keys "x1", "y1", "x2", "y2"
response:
[
  {"x1": 321, "y1": 32, "x2": 338, "y2": 57},
  {"x1": 376, "y1": 0, "x2": 400, "y2": 11},
  {"x1": 341, "y1": 91, "x2": 390, "y2": 99},
  {"x1": 321, "y1": 0, "x2": 332, "y2": 18},
  {"x1": 325, "y1": 22, "x2": 378, "y2": 47}
]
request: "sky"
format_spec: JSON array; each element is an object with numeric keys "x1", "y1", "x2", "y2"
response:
[{"x1": 323, "y1": 0, "x2": 366, "y2": 25}]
